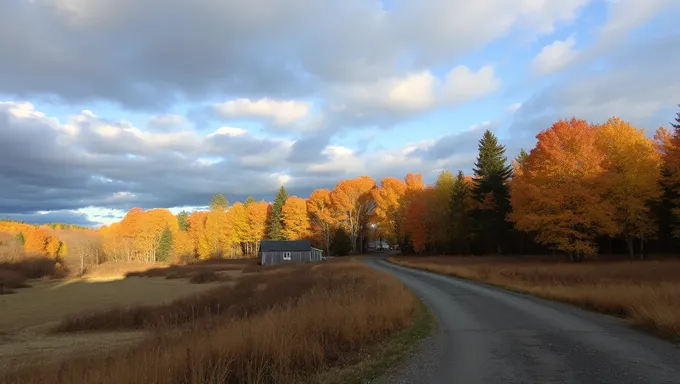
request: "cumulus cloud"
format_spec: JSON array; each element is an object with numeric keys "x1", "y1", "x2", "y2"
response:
[
  {"x1": 0, "y1": 0, "x2": 597, "y2": 109},
  {"x1": 214, "y1": 98, "x2": 312, "y2": 126},
  {"x1": 512, "y1": 34, "x2": 680, "y2": 137},
  {"x1": 335, "y1": 65, "x2": 501, "y2": 115},
  {"x1": 531, "y1": 35, "x2": 579, "y2": 75}
]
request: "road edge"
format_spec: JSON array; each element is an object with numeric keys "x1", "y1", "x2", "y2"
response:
[{"x1": 312, "y1": 293, "x2": 435, "y2": 384}]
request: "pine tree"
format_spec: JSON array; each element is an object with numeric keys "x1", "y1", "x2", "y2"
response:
[
  {"x1": 156, "y1": 225, "x2": 173, "y2": 262},
  {"x1": 177, "y1": 211, "x2": 190, "y2": 232},
  {"x1": 244, "y1": 196, "x2": 256, "y2": 205},
  {"x1": 514, "y1": 149, "x2": 528, "y2": 170},
  {"x1": 267, "y1": 186, "x2": 288, "y2": 240},
  {"x1": 209, "y1": 194, "x2": 228, "y2": 211},
  {"x1": 450, "y1": 170, "x2": 471, "y2": 254},
  {"x1": 15, "y1": 232, "x2": 25, "y2": 245},
  {"x1": 471, "y1": 130, "x2": 513, "y2": 254},
  {"x1": 331, "y1": 226, "x2": 352, "y2": 256}
]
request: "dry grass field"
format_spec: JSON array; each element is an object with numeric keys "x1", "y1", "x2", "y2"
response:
[
  {"x1": 0, "y1": 263, "x2": 231, "y2": 369},
  {"x1": 389, "y1": 256, "x2": 680, "y2": 341},
  {"x1": 1, "y1": 258, "x2": 421, "y2": 384}
]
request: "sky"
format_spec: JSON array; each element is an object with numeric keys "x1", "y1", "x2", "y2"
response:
[{"x1": 1, "y1": 0, "x2": 679, "y2": 227}]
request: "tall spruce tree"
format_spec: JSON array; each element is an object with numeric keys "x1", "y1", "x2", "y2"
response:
[
  {"x1": 177, "y1": 211, "x2": 190, "y2": 232},
  {"x1": 471, "y1": 130, "x2": 513, "y2": 254},
  {"x1": 450, "y1": 170, "x2": 471, "y2": 255},
  {"x1": 267, "y1": 186, "x2": 288, "y2": 240},
  {"x1": 658, "y1": 106, "x2": 680, "y2": 250},
  {"x1": 156, "y1": 225, "x2": 173, "y2": 262},
  {"x1": 209, "y1": 194, "x2": 228, "y2": 211}
]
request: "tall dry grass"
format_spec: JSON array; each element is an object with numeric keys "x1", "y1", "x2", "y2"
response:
[
  {"x1": 389, "y1": 256, "x2": 680, "y2": 341},
  {"x1": 3, "y1": 259, "x2": 418, "y2": 384}
]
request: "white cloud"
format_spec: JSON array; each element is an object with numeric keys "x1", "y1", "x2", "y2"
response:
[
  {"x1": 531, "y1": 34, "x2": 579, "y2": 75},
  {"x1": 506, "y1": 103, "x2": 522, "y2": 112},
  {"x1": 214, "y1": 98, "x2": 311, "y2": 126},
  {"x1": 442, "y1": 65, "x2": 501, "y2": 103},
  {"x1": 207, "y1": 126, "x2": 248, "y2": 138},
  {"x1": 336, "y1": 64, "x2": 501, "y2": 114}
]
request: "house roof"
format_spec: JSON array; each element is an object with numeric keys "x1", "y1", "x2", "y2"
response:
[{"x1": 260, "y1": 239, "x2": 312, "y2": 252}]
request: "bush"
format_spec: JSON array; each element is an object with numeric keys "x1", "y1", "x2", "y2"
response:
[{"x1": 0, "y1": 269, "x2": 29, "y2": 294}]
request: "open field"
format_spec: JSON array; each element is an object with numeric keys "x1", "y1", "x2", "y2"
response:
[
  {"x1": 0, "y1": 261, "x2": 235, "y2": 368},
  {"x1": 1, "y1": 258, "x2": 421, "y2": 384},
  {"x1": 388, "y1": 256, "x2": 680, "y2": 341}
]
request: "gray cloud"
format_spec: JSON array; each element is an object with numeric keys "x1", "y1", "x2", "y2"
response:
[{"x1": 0, "y1": 0, "x2": 599, "y2": 110}]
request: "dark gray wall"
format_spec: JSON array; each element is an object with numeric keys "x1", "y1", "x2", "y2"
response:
[{"x1": 260, "y1": 249, "x2": 323, "y2": 265}]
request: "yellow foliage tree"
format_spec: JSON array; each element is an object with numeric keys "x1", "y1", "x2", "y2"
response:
[
  {"x1": 597, "y1": 117, "x2": 661, "y2": 257},
  {"x1": 282, "y1": 196, "x2": 310, "y2": 240}
]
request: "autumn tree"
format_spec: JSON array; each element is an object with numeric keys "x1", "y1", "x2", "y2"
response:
[
  {"x1": 188, "y1": 211, "x2": 210, "y2": 259},
  {"x1": 307, "y1": 189, "x2": 335, "y2": 255},
  {"x1": 246, "y1": 201, "x2": 269, "y2": 256},
  {"x1": 597, "y1": 117, "x2": 661, "y2": 258},
  {"x1": 228, "y1": 202, "x2": 249, "y2": 256},
  {"x1": 135, "y1": 209, "x2": 178, "y2": 262},
  {"x1": 471, "y1": 130, "x2": 513, "y2": 254},
  {"x1": 510, "y1": 118, "x2": 618, "y2": 260},
  {"x1": 204, "y1": 195, "x2": 229, "y2": 259},
  {"x1": 267, "y1": 186, "x2": 288, "y2": 240},
  {"x1": 282, "y1": 196, "x2": 311, "y2": 240},
  {"x1": 432, "y1": 171, "x2": 455, "y2": 253},
  {"x1": 330, "y1": 176, "x2": 376, "y2": 253},
  {"x1": 372, "y1": 178, "x2": 406, "y2": 247}
]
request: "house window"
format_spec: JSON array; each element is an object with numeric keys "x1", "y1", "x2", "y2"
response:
[{"x1": 283, "y1": 252, "x2": 292, "y2": 261}]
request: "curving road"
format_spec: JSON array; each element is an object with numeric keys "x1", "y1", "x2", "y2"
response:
[{"x1": 364, "y1": 257, "x2": 680, "y2": 384}]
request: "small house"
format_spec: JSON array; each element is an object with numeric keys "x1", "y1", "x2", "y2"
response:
[{"x1": 259, "y1": 239, "x2": 323, "y2": 266}]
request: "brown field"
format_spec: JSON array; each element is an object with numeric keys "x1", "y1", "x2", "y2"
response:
[
  {"x1": 388, "y1": 256, "x2": 680, "y2": 341},
  {"x1": 1, "y1": 258, "x2": 419, "y2": 384}
]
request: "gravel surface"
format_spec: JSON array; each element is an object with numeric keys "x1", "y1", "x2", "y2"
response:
[{"x1": 364, "y1": 257, "x2": 680, "y2": 384}]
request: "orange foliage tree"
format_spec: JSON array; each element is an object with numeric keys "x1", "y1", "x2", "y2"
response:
[
  {"x1": 330, "y1": 176, "x2": 376, "y2": 253},
  {"x1": 510, "y1": 118, "x2": 618, "y2": 260}
]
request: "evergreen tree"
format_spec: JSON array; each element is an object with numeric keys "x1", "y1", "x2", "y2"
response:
[
  {"x1": 450, "y1": 170, "x2": 471, "y2": 254},
  {"x1": 267, "y1": 186, "x2": 288, "y2": 240},
  {"x1": 658, "y1": 106, "x2": 680, "y2": 249},
  {"x1": 15, "y1": 232, "x2": 25, "y2": 245},
  {"x1": 177, "y1": 211, "x2": 190, "y2": 232},
  {"x1": 244, "y1": 196, "x2": 256, "y2": 205},
  {"x1": 514, "y1": 149, "x2": 529, "y2": 170},
  {"x1": 156, "y1": 225, "x2": 173, "y2": 262},
  {"x1": 471, "y1": 130, "x2": 513, "y2": 254},
  {"x1": 209, "y1": 194, "x2": 228, "y2": 211},
  {"x1": 331, "y1": 226, "x2": 352, "y2": 256}
]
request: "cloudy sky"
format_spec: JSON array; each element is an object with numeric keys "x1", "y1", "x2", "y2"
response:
[{"x1": 1, "y1": 0, "x2": 679, "y2": 227}]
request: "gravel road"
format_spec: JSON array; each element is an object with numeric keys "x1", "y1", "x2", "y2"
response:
[{"x1": 364, "y1": 257, "x2": 680, "y2": 384}]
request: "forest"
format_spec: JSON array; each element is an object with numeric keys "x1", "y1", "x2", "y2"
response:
[{"x1": 2, "y1": 110, "x2": 680, "y2": 274}]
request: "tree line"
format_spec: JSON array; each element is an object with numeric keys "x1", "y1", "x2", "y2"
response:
[{"x1": 2, "y1": 109, "x2": 680, "y2": 268}]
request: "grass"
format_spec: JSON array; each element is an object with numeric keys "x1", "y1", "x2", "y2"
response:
[
  {"x1": 388, "y1": 256, "x2": 680, "y2": 342},
  {"x1": 3, "y1": 259, "x2": 422, "y2": 384}
]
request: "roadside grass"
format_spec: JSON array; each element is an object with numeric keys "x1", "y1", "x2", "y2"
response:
[
  {"x1": 3, "y1": 259, "x2": 422, "y2": 384},
  {"x1": 388, "y1": 256, "x2": 680, "y2": 342}
]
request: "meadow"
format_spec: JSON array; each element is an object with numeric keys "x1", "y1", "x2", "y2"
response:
[
  {"x1": 1, "y1": 258, "x2": 421, "y2": 384},
  {"x1": 388, "y1": 256, "x2": 680, "y2": 341}
]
